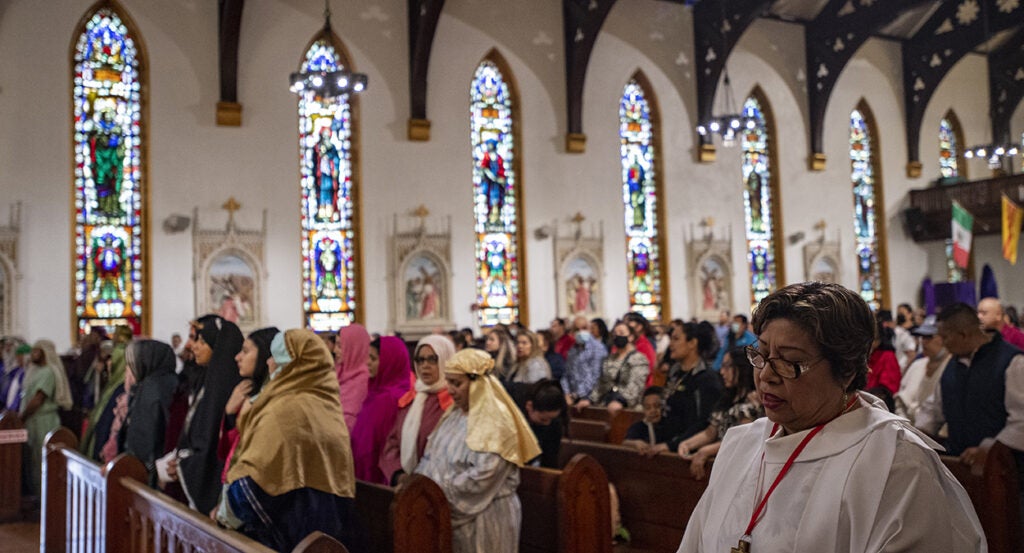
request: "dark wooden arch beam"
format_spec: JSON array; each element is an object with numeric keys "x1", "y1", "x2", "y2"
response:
[
  {"x1": 990, "y1": 27, "x2": 1024, "y2": 145},
  {"x1": 693, "y1": 0, "x2": 775, "y2": 163},
  {"x1": 407, "y1": 0, "x2": 445, "y2": 141},
  {"x1": 216, "y1": 0, "x2": 244, "y2": 126},
  {"x1": 903, "y1": 0, "x2": 1023, "y2": 177},
  {"x1": 562, "y1": 0, "x2": 619, "y2": 153},
  {"x1": 805, "y1": 0, "x2": 931, "y2": 171}
]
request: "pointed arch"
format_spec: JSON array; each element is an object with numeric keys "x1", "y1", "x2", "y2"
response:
[
  {"x1": 849, "y1": 99, "x2": 890, "y2": 311},
  {"x1": 297, "y1": 26, "x2": 364, "y2": 331},
  {"x1": 939, "y1": 109, "x2": 967, "y2": 180},
  {"x1": 70, "y1": 0, "x2": 150, "y2": 339},
  {"x1": 740, "y1": 86, "x2": 784, "y2": 313},
  {"x1": 471, "y1": 49, "x2": 527, "y2": 327},
  {"x1": 619, "y1": 70, "x2": 669, "y2": 322}
]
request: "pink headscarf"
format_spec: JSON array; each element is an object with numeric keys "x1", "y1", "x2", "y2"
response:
[
  {"x1": 350, "y1": 336, "x2": 412, "y2": 484},
  {"x1": 335, "y1": 324, "x2": 371, "y2": 431}
]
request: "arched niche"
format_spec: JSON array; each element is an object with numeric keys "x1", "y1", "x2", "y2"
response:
[
  {"x1": 804, "y1": 240, "x2": 842, "y2": 285},
  {"x1": 390, "y1": 214, "x2": 453, "y2": 338},
  {"x1": 199, "y1": 248, "x2": 262, "y2": 333},
  {"x1": 687, "y1": 228, "x2": 734, "y2": 321},
  {"x1": 559, "y1": 250, "x2": 604, "y2": 319}
]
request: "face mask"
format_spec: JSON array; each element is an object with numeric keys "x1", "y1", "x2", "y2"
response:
[
  {"x1": 612, "y1": 335, "x2": 629, "y2": 349},
  {"x1": 575, "y1": 330, "x2": 591, "y2": 344},
  {"x1": 731, "y1": 322, "x2": 742, "y2": 334}
]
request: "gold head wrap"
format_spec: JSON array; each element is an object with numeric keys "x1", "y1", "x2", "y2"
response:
[
  {"x1": 227, "y1": 329, "x2": 355, "y2": 498},
  {"x1": 444, "y1": 348, "x2": 541, "y2": 467}
]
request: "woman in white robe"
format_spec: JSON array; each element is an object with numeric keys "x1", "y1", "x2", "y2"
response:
[
  {"x1": 416, "y1": 348, "x2": 541, "y2": 553},
  {"x1": 678, "y1": 282, "x2": 985, "y2": 553}
]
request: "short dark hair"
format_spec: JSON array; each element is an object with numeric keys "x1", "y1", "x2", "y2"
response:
[
  {"x1": 529, "y1": 379, "x2": 566, "y2": 412},
  {"x1": 733, "y1": 314, "x2": 749, "y2": 324},
  {"x1": 936, "y1": 302, "x2": 980, "y2": 332},
  {"x1": 751, "y1": 282, "x2": 874, "y2": 392},
  {"x1": 876, "y1": 309, "x2": 893, "y2": 323},
  {"x1": 642, "y1": 386, "x2": 665, "y2": 399},
  {"x1": 677, "y1": 321, "x2": 716, "y2": 357}
]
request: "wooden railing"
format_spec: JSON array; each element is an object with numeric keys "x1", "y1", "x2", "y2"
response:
[
  {"x1": 356, "y1": 475, "x2": 452, "y2": 553},
  {"x1": 41, "y1": 427, "x2": 349, "y2": 553},
  {"x1": 0, "y1": 410, "x2": 26, "y2": 521},
  {"x1": 940, "y1": 439, "x2": 1023, "y2": 553},
  {"x1": 908, "y1": 173, "x2": 1024, "y2": 241}
]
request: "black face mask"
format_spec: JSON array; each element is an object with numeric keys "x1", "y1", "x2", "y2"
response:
[
  {"x1": 612, "y1": 335, "x2": 630, "y2": 349},
  {"x1": 896, "y1": 314, "x2": 907, "y2": 326}
]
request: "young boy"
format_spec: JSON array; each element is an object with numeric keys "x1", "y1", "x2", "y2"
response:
[{"x1": 622, "y1": 386, "x2": 669, "y2": 457}]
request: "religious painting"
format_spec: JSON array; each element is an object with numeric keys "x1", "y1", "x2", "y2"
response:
[
  {"x1": 698, "y1": 256, "x2": 730, "y2": 314},
  {"x1": 803, "y1": 240, "x2": 841, "y2": 286},
  {"x1": 403, "y1": 253, "x2": 444, "y2": 321},
  {"x1": 810, "y1": 256, "x2": 838, "y2": 283},
  {"x1": 72, "y1": 4, "x2": 147, "y2": 337},
  {"x1": 689, "y1": 236, "x2": 733, "y2": 322},
  {"x1": 564, "y1": 255, "x2": 599, "y2": 316},
  {"x1": 740, "y1": 95, "x2": 779, "y2": 312},
  {"x1": 850, "y1": 106, "x2": 886, "y2": 310},
  {"x1": 298, "y1": 33, "x2": 360, "y2": 331},
  {"x1": 620, "y1": 77, "x2": 664, "y2": 321},
  {"x1": 472, "y1": 56, "x2": 523, "y2": 327},
  {"x1": 207, "y1": 254, "x2": 256, "y2": 328}
]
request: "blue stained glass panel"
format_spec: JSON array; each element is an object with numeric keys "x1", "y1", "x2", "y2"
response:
[
  {"x1": 850, "y1": 109, "x2": 882, "y2": 310},
  {"x1": 740, "y1": 97, "x2": 777, "y2": 312}
]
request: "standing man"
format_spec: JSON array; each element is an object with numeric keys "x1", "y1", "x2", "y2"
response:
[
  {"x1": 561, "y1": 316, "x2": 607, "y2": 408},
  {"x1": 712, "y1": 314, "x2": 756, "y2": 371},
  {"x1": 978, "y1": 297, "x2": 1024, "y2": 351}
]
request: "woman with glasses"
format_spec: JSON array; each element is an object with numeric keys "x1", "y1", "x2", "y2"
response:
[
  {"x1": 677, "y1": 282, "x2": 983, "y2": 553},
  {"x1": 378, "y1": 335, "x2": 455, "y2": 486}
]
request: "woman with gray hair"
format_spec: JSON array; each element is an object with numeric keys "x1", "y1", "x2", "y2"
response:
[{"x1": 677, "y1": 282, "x2": 984, "y2": 553}]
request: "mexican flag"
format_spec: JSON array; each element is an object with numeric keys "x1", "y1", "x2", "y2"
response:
[
  {"x1": 951, "y1": 201, "x2": 973, "y2": 269},
  {"x1": 1003, "y1": 194, "x2": 1023, "y2": 265}
]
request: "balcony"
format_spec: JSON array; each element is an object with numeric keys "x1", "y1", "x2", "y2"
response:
[{"x1": 906, "y1": 173, "x2": 1024, "y2": 242}]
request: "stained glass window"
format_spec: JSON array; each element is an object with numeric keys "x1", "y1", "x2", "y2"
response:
[
  {"x1": 0, "y1": 262, "x2": 6, "y2": 335},
  {"x1": 939, "y1": 117, "x2": 959, "y2": 179},
  {"x1": 471, "y1": 59, "x2": 522, "y2": 327},
  {"x1": 73, "y1": 5, "x2": 146, "y2": 337},
  {"x1": 298, "y1": 35, "x2": 360, "y2": 331},
  {"x1": 740, "y1": 96, "x2": 777, "y2": 311},
  {"x1": 850, "y1": 108, "x2": 883, "y2": 310},
  {"x1": 619, "y1": 79, "x2": 663, "y2": 322}
]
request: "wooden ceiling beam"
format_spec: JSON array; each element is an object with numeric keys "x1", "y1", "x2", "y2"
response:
[
  {"x1": 989, "y1": 27, "x2": 1024, "y2": 145},
  {"x1": 216, "y1": 0, "x2": 244, "y2": 126},
  {"x1": 407, "y1": 0, "x2": 445, "y2": 141},
  {"x1": 562, "y1": 0, "x2": 619, "y2": 153}
]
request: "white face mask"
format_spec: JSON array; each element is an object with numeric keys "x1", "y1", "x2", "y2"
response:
[
  {"x1": 575, "y1": 330, "x2": 591, "y2": 344},
  {"x1": 730, "y1": 322, "x2": 742, "y2": 334}
]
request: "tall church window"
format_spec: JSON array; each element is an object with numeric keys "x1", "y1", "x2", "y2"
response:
[
  {"x1": 850, "y1": 105, "x2": 889, "y2": 310},
  {"x1": 471, "y1": 55, "x2": 525, "y2": 327},
  {"x1": 619, "y1": 76, "x2": 665, "y2": 321},
  {"x1": 72, "y1": 2, "x2": 147, "y2": 336},
  {"x1": 298, "y1": 32, "x2": 361, "y2": 331},
  {"x1": 939, "y1": 111, "x2": 963, "y2": 180},
  {"x1": 740, "y1": 94, "x2": 781, "y2": 311}
]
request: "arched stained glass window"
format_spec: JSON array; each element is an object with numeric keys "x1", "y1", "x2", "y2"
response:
[
  {"x1": 619, "y1": 76, "x2": 665, "y2": 321},
  {"x1": 72, "y1": 2, "x2": 147, "y2": 337},
  {"x1": 471, "y1": 55, "x2": 525, "y2": 327},
  {"x1": 298, "y1": 32, "x2": 361, "y2": 331},
  {"x1": 939, "y1": 115, "x2": 960, "y2": 179},
  {"x1": 850, "y1": 105, "x2": 888, "y2": 310},
  {"x1": 740, "y1": 94, "x2": 780, "y2": 311}
]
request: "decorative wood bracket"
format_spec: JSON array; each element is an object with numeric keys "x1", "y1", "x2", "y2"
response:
[
  {"x1": 805, "y1": 0, "x2": 930, "y2": 171},
  {"x1": 563, "y1": 0, "x2": 619, "y2": 153},
  {"x1": 693, "y1": 0, "x2": 774, "y2": 163},
  {"x1": 407, "y1": 0, "x2": 446, "y2": 141},
  {"x1": 902, "y1": 0, "x2": 1023, "y2": 177},
  {"x1": 990, "y1": 27, "x2": 1024, "y2": 145},
  {"x1": 217, "y1": 0, "x2": 245, "y2": 126}
]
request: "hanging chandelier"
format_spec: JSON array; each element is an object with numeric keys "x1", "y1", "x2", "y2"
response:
[
  {"x1": 288, "y1": 0, "x2": 368, "y2": 98},
  {"x1": 963, "y1": 143, "x2": 1020, "y2": 170},
  {"x1": 695, "y1": 69, "x2": 757, "y2": 147}
]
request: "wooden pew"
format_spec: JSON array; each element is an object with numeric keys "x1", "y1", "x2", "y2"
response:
[
  {"x1": 518, "y1": 453, "x2": 612, "y2": 553},
  {"x1": 42, "y1": 427, "x2": 350, "y2": 553},
  {"x1": 355, "y1": 475, "x2": 452, "y2": 553},
  {"x1": 558, "y1": 439, "x2": 708, "y2": 553},
  {"x1": 940, "y1": 438, "x2": 1023, "y2": 553},
  {"x1": 571, "y1": 407, "x2": 643, "y2": 444},
  {"x1": 567, "y1": 418, "x2": 610, "y2": 442},
  {"x1": 0, "y1": 410, "x2": 26, "y2": 521}
]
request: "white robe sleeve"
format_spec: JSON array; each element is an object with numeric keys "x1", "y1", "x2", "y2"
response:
[
  {"x1": 864, "y1": 440, "x2": 986, "y2": 553},
  {"x1": 996, "y1": 354, "x2": 1024, "y2": 451}
]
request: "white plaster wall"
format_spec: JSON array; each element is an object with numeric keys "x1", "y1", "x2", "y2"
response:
[{"x1": 0, "y1": 0, "x2": 1018, "y2": 351}]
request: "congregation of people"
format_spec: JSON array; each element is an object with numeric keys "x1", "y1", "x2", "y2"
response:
[{"x1": 1, "y1": 287, "x2": 1022, "y2": 552}]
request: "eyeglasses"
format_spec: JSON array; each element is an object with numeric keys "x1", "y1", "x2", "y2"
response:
[
  {"x1": 744, "y1": 346, "x2": 825, "y2": 379},
  {"x1": 414, "y1": 355, "x2": 439, "y2": 366}
]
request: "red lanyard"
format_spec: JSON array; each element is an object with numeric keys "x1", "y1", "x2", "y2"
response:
[{"x1": 742, "y1": 395, "x2": 859, "y2": 540}]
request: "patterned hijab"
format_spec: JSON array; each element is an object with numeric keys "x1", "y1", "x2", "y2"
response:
[{"x1": 443, "y1": 348, "x2": 540, "y2": 467}]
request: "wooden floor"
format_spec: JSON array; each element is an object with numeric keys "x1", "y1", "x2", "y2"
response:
[{"x1": 0, "y1": 522, "x2": 40, "y2": 553}]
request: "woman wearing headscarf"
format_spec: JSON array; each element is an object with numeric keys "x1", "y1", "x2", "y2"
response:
[
  {"x1": 334, "y1": 323, "x2": 371, "y2": 431},
  {"x1": 217, "y1": 329, "x2": 360, "y2": 552},
  {"x1": 415, "y1": 348, "x2": 542, "y2": 553},
  {"x1": 378, "y1": 335, "x2": 455, "y2": 485},
  {"x1": 163, "y1": 314, "x2": 243, "y2": 514},
  {"x1": 81, "y1": 325, "x2": 131, "y2": 460},
  {"x1": 121, "y1": 340, "x2": 178, "y2": 487},
  {"x1": 350, "y1": 336, "x2": 411, "y2": 484},
  {"x1": 220, "y1": 327, "x2": 279, "y2": 483},
  {"x1": 20, "y1": 339, "x2": 73, "y2": 496}
]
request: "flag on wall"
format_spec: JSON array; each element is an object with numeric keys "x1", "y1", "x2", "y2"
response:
[
  {"x1": 1003, "y1": 194, "x2": 1023, "y2": 265},
  {"x1": 951, "y1": 200, "x2": 973, "y2": 269}
]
